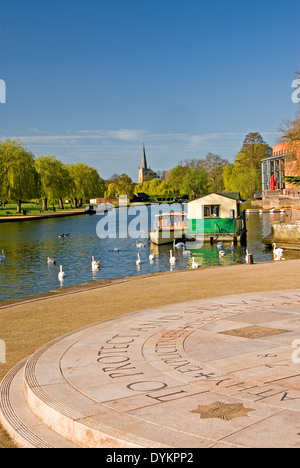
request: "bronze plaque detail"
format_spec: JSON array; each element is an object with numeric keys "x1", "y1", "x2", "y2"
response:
[
  {"x1": 220, "y1": 325, "x2": 289, "y2": 340},
  {"x1": 191, "y1": 401, "x2": 255, "y2": 421}
]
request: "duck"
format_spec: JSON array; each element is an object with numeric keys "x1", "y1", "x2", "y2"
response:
[
  {"x1": 91, "y1": 256, "x2": 100, "y2": 270},
  {"x1": 219, "y1": 250, "x2": 226, "y2": 258},
  {"x1": 169, "y1": 250, "x2": 176, "y2": 265},
  {"x1": 113, "y1": 247, "x2": 119, "y2": 252},
  {"x1": 191, "y1": 257, "x2": 200, "y2": 269},
  {"x1": 47, "y1": 257, "x2": 56, "y2": 265},
  {"x1": 217, "y1": 242, "x2": 224, "y2": 250},
  {"x1": 58, "y1": 265, "x2": 66, "y2": 281},
  {"x1": 149, "y1": 253, "x2": 155, "y2": 261},
  {"x1": 136, "y1": 253, "x2": 142, "y2": 266},
  {"x1": 0, "y1": 250, "x2": 5, "y2": 262}
]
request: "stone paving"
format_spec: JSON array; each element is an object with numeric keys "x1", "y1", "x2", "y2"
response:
[{"x1": 1, "y1": 289, "x2": 300, "y2": 448}]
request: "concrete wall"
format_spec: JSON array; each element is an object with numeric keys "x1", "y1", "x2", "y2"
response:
[{"x1": 272, "y1": 221, "x2": 300, "y2": 242}]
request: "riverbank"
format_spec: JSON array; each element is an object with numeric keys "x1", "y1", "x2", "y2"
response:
[
  {"x1": 0, "y1": 208, "x2": 86, "y2": 223},
  {"x1": 0, "y1": 258, "x2": 299, "y2": 447}
]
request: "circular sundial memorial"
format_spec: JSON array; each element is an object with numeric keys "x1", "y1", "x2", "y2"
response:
[{"x1": 1, "y1": 289, "x2": 300, "y2": 448}]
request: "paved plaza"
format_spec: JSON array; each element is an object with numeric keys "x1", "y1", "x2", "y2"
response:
[{"x1": 1, "y1": 289, "x2": 300, "y2": 448}]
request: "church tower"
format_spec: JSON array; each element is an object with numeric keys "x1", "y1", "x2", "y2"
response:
[{"x1": 138, "y1": 144, "x2": 150, "y2": 183}]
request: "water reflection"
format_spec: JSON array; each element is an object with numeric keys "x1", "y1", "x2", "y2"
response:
[{"x1": 0, "y1": 209, "x2": 299, "y2": 302}]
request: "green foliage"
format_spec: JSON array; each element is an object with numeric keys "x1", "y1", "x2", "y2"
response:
[
  {"x1": 223, "y1": 133, "x2": 272, "y2": 199},
  {"x1": 105, "y1": 173, "x2": 134, "y2": 199},
  {"x1": 0, "y1": 139, "x2": 40, "y2": 211}
]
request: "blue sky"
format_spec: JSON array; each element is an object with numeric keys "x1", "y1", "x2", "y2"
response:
[{"x1": 0, "y1": 0, "x2": 299, "y2": 181}]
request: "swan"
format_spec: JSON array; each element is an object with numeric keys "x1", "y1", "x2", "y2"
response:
[
  {"x1": 273, "y1": 243, "x2": 284, "y2": 257},
  {"x1": 169, "y1": 250, "x2": 176, "y2": 265},
  {"x1": 58, "y1": 265, "x2": 66, "y2": 281},
  {"x1": 47, "y1": 257, "x2": 56, "y2": 265},
  {"x1": 173, "y1": 240, "x2": 185, "y2": 249},
  {"x1": 91, "y1": 256, "x2": 100, "y2": 270},
  {"x1": 191, "y1": 257, "x2": 200, "y2": 268},
  {"x1": 183, "y1": 246, "x2": 191, "y2": 256},
  {"x1": 226, "y1": 242, "x2": 234, "y2": 252},
  {"x1": 149, "y1": 253, "x2": 155, "y2": 261},
  {"x1": 245, "y1": 248, "x2": 253, "y2": 264},
  {"x1": 136, "y1": 253, "x2": 142, "y2": 266},
  {"x1": 136, "y1": 240, "x2": 145, "y2": 248}
]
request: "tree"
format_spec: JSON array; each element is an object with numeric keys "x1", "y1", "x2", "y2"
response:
[
  {"x1": 35, "y1": 156, "x2": 74, "y2": 210},
  {"x1": 105, "y1": 174, "x2": 135, "y2": 200},
  {"x1": 223, "y1": 133, "x2": 272, "y2": 199},
  {"x1": 197, "y1": 153, "x2": 229, "y2": 192},
  {"x1": 0, "y1": 139, "x2": 40, "y2": 212},
  {"x1": 181, "y1": 166, "x2": 208, "y2": 199},
  {"x1": 67, "y1": 163, "x2": 106, "y2": 207}
]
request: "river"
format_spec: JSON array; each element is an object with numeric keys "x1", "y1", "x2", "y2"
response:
[{"x1": 0, "y1": 207, "x2": 299, "y2": 302}]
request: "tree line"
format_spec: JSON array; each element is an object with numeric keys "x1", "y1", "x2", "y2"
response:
[
  {"x1": 1, "y1": 122, "x2": 298, "y2": 211},
  {"x1": 0, "y1": 139, "x2": 106, "y2": 212},
  {"x1": 105, "y1": 133, "x2": 273, "y2": 201}
]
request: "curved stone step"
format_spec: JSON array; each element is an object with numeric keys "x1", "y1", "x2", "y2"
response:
[
  {"x1": 22, "y1": 326, "x2": 163, "y2": 448},
  {"x1": 0, "y1": 359, "x2": 81, "y2": 448}
]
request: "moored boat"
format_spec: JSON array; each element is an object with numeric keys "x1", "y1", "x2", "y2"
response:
[{"x1": 149, "y1": 211, "x2": 187, "y2": 245}]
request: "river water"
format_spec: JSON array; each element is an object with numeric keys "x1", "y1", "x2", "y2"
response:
[{"x1": 0, "y1": 207, "x2": 299, "y2": 302}]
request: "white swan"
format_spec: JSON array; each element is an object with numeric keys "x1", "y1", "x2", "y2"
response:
[
  {"x1": 169, "y1": 250, "x2": 176, "y2": 265},
  {"x1": 58, "y1": 265, "x2": 66, "y2": 281},
  {"x1": 245, "y1": 248, "x2": 253, "y2": 264},
  {"x1": 47, "y1": 257, "x2": 56, "y2": 265},
  {"x1": 191, "y1": 257, "x2": 200, "y2": 269},
  {"x1": 173, "y1": 240, "x2": 185, "y2": 249},
  {"x1": 136, "y1": 253, "x2": 142, "y2": 266},
  {"x1": 91, "y1": 256, "x2": 100, "y2": 270},
  {"x1": 183, "y1": 245, "x2": 191, "y2": 256},
  {"x1": 136, "y1": 240, "x2": 145, "y2": 248},
  {"x1": 273, "y1": 243, "x2": 284, "y2": 258},
  {"x1": 226, "y1": 242, "x2": 234, "y2": 252}
]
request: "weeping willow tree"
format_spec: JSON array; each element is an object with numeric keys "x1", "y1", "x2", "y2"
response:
[
  {"x1": 0, "y1": 139, "x2": 40, "y2": 212},
  {"x1": 35, "y1": 156, "x2": 72, "y2": 210}
]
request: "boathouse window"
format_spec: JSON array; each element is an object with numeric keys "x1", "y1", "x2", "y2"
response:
[{"x1": 204, "y1": 205, "x2": 220, "y2": 218}]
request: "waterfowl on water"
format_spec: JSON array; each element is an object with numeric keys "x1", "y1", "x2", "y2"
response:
[
  {"x1": 136, "y1": 240, "x2": 145, "y2": 248},
  {"x1": 169, "y1": 250, "x2": 176, "y2": 265},
  {"x1": 47, "y1": 257, "x2": 56, "y2": 265},
  {"x1": 136, "y1": 253, "x2": 142, "y2": 265},
  {"x1": 91, "y1": 256, "x2": 100, "y2": 270},
  {"x1": 58, "y1": 265, "x2": 66, "y2": 281},
  {"x1": 191, "y1": 257, "x2": 200, "y2": 268}
]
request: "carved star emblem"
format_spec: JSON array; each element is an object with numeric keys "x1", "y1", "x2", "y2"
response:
[{"x1": 191, "y1": 401, "x2": 255, "y2": 421}]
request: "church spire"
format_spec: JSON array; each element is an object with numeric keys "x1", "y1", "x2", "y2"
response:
[{"x1": 142, "y1": 144, "x2": 148, "y2": 169}]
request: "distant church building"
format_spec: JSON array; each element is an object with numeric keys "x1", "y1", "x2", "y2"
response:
[{"x1": 138, "y1": 144, "x2": 151, "y2": 183}]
